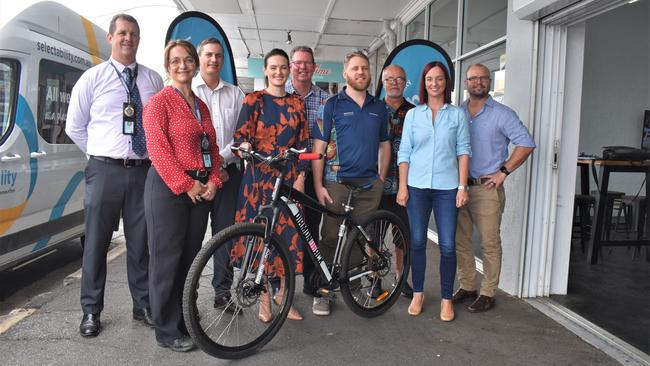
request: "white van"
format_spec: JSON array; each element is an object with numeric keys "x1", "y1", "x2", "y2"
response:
[{"x1": 0, "y1": 2, "x2": 110, "y2": 270}]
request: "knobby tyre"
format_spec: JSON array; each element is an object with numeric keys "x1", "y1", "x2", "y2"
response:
[
  {"x1": 182, "y1": 223, "x2": 295, "y2": 359},
  {"x1": 339, "y1": 210, "x2": 410, "y2": 317}
]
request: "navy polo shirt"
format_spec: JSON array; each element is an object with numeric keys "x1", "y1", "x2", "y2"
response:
[{"x1": 312, "y1": 87, "x2": 390, "y2": 181}]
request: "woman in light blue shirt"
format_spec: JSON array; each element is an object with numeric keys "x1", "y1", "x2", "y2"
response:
[{"x1": 396, "y1": 61, "x2": 470, "y2": 321}]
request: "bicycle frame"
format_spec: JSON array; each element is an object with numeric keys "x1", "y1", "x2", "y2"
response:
[{"x1": 239, "y1": 151, "x2": 378, "y2": 290}]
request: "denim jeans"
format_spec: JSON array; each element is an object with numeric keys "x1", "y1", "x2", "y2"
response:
[{"x1": 406, "y1": 186, "x2": 458, "y2": 299}]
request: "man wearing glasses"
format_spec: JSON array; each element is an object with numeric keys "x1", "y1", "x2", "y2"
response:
[
  {"x1": 453, "y1": 63, "x2": 535, "y2": 312},
  {"x1": 285, "y1": 46, "x2": 330, "y2": 315},
  {"x1": 379, "y1": 64, "x2": 414, "y2": 299}
]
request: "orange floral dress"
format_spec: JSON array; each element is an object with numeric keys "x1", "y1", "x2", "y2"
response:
[{"x1": 232, "y1": 90, "x2": 309, "y2": 276}]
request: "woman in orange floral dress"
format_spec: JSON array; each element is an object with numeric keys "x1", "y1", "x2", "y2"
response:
[{"x1": 233, "y1": 48, "x2": 309, "y2": 322}]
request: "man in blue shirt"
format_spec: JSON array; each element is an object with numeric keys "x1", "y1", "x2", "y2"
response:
[
  {"x1": 453, "y1": 64, "x2": 535, "y2": 312},
  {"x1": 311, "y1": 51, "x2": 391, "y2": 316}
]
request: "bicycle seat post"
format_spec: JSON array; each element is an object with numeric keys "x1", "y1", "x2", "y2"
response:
[
  {"x1": 342, "y1": 188, "x2": 354, "y2": 214},
  {"x1": 335, "y1": 189, "x2": 355, "y2": 256}
]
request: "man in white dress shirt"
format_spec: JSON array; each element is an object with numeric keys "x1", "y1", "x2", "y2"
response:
[
  {"x1": 192, "y1": 38, "x2": 244, "y2": 312},
  {"x1": 66, "y1": 14, "x2": 164, "y2": 337}
]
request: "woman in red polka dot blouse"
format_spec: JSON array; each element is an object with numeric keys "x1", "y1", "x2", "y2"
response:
[{"x1": 142, "y1": 40, "x2": 224, "y2": 352}]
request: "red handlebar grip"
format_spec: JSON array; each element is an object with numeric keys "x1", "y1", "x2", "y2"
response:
[{"x1": 298, "y1": 153, "x2": 323, "y2": 161}]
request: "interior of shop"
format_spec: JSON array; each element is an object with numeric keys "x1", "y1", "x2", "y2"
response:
[{"x1": 551, "y1": 0, "x2": 650, "y2": 354}]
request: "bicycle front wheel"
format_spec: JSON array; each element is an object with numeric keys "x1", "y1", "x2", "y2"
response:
[
  {"x1": 182, "y1": 223, "x2": 295, "y2": 359},
  {"x1": 339, "y1": 210, "x2": 410, "y2": 318}
]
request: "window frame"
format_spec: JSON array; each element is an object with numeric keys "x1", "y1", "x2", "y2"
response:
[
  {"x1": 0, "y1": 58, "x2": 20, "y2": 146},
  {"x1": 36, "y1": 58, "x2": 84, "y2": 145}
]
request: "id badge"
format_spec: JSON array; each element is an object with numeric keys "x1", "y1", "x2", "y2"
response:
[
  {"x1": 123, "y1": 102, "x2": 136, "y2": 135},
  {"x1": 202, "y1": 152, "x2": 212, "y2": 168}
]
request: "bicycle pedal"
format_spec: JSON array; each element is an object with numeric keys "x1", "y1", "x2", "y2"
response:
[{"x1": 317, "y1": 288, "x2": 336, "y2": 300}]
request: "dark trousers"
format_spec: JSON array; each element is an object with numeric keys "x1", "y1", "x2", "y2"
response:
[
  {"x1": 321, "y1": 179, "x2": 383, "y2": 265},
  {"x1": 81, "y1": 158, "x2": 150, "y2": 314},
  {"x1": 211, "y1": 163, "x2": 243, "y2": 296},
  {"x1": 301, "y1": 171, "x2": 322, "y2": 296},
  {"x1": 144, "y1": 167, "x2": 210, "y2": 342}
]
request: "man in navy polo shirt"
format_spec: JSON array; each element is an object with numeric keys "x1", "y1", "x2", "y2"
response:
[{"x1": 311, "y1": 51, "x2": 391, "y2": 316}]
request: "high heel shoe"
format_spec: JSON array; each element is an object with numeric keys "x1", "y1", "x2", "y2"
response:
[
  {"x1": 274, "y1": 295, "x2": 303, "y2": 321},
  {"x1": 440, "y1": 299, "x2": 455, "y2": 322},
  {"x1": 408, "y1": 293, "x2": 424, "y2": 316},
  {"x1": 258, "y1": 291, "x2": 273, "y2": 323}
]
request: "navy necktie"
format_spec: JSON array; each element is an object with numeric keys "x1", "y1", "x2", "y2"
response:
[{"x1": 123, "y1": 67, "x2": 146, "y2": 157}]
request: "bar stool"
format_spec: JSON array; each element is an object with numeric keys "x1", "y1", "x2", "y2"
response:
[
  {"x1": 634, "y1": 198, "x2": 650, "y2": 261},
  {"x1": 573, "y1": 191, "x2": 625, "y2": 252},
  {"x1": 573, "y1": 194, "x2": 595, "y2": 252},
  {"x1": 603, "y1": 191, "x2": 625, "y2": 241}
]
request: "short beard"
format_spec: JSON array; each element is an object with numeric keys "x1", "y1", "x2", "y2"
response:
[
  {"x1": 469, "y1": 89, "x2": 489, "y2": 98},
  {"x1": 346, "y1": 77, "x2": 370, "y2": 92}
]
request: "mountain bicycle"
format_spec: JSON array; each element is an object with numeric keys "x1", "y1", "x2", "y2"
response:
[{"x1": 182, "y1": 146, "x2": 410, "y2": 359}]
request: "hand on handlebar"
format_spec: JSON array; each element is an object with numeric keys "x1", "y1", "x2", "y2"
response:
[{"x1": 232, "y1": 142, "x2": 252, "y2": 159}]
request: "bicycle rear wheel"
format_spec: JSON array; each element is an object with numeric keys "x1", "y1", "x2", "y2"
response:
[
  {"x1": 182, "y1": 223, "x2": 294, "y2": 359},
  {"x1": 339, "y1": 210, "x2": 410, "y2": 318}
]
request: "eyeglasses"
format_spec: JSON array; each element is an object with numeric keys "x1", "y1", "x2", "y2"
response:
[
  {"x1": 169, "y1": 57, "x2": 196, "y2": 66},
  {"x1": 466, "y1": 76, "x2": 490, "y2": 83},
  {"x1": 383, "y1": 77, "x2": 406, "y2": 84},
  {"x1": 291, "y1": 61, "x2": 314, "y2": 67}
]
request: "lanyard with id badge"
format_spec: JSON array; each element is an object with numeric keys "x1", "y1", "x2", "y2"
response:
[
  {"x1": 109, "y1": 62, "x2": 139, "y2": 135},
  {"x1": 173, "y1": 87, "x2": 212, "y2": 169}
]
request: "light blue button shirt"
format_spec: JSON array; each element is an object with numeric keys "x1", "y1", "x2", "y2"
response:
[
  {"x1": 397, "y1": 103, "x2": 471, "y2": 190},
  {"x1": 460, "y1": 96, "x2": 536, "y2": 178}
]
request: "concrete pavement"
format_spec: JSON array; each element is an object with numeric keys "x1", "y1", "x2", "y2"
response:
[{"x1": 0, "y1": 229, "x2": 619, "y2": 366}]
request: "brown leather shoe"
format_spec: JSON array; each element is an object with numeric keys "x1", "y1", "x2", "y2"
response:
[
  {"x1": 468, "y1": 295, "x2": 495, "y2": 313},
  {"x1": 452, "y1": 288, "x2": 478, "y2": 304}
]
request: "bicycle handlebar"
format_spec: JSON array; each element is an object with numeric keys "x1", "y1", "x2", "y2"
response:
[
  {"x1": 230, "y1": 145, "x2": 322, "y2": 163},
  {"x1": 297, "y1": 152, "x2": 322, "y2": 161}
]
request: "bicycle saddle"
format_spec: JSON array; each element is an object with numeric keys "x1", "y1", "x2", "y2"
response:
[{"x1": 338, "y1": 177, "x2": 374, "y2": 191}]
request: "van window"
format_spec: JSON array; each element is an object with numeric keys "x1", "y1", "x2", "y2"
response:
[
  {"x1": 0, "y1": 59, "x2": 19, "y2": 145},
  {"x1": 37, "y1": 59, "x2": 83, "y2": 144}
]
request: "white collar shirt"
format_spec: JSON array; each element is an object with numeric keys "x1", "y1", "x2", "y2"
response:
[
  {"x1": 192, "y1": 75, "x2": 244, "y2": 166},
  {"x1": 65, "y1": 57, "x2": 164, "y2": 159}
]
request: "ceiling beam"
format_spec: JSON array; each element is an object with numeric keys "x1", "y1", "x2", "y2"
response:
[
  {"x1": 242, "y1": 0, "x2": 264, "y2": 56},
  {"x1": 312, "y1": 0, "x2": 337, "y2": 53},
  {"x1": 237, "y1": 27, "x2": 251, "y2": 58}
]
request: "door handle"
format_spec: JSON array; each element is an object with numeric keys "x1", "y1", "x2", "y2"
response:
[
  {"x1": 1, "y1": 153, "x2": 22, "y2": 162},
  {"x1": 30, "y1": 151, "x2": 47, "y2": 158}
]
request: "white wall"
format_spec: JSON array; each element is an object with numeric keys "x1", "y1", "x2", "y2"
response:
[
  {"x1": 496, "y1": 0, "x2": 537, "y2": 296},
  {"x1": 578, "y1": 1, "x2": 650, "y2": 195}
]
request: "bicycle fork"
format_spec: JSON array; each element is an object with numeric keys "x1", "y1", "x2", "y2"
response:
[{"x1": 239, "y1": 178, "x2": 284, "y2": 292}]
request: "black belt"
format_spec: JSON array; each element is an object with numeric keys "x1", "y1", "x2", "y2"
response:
[
  {"x1": 91, "y1": 155, "x2": 150, "y2": 167},
  {"x1": 468, "y1": 177, "x2": 490, "y2": 186},
  {"x1": 186, "y1": 169, "x2": 211, "y2": 183}
]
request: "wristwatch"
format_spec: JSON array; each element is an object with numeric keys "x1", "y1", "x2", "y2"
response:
[
  {"x1": 458, "y1": 185, "x2": 469, "y2": 191},
  {"x1": 499, "y1": 165, "x2": 511, "y2": 176}
]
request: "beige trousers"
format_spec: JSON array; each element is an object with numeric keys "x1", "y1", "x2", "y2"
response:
[{"x1": 455, "y1": 185, "x2": 506, "y2": 297}]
